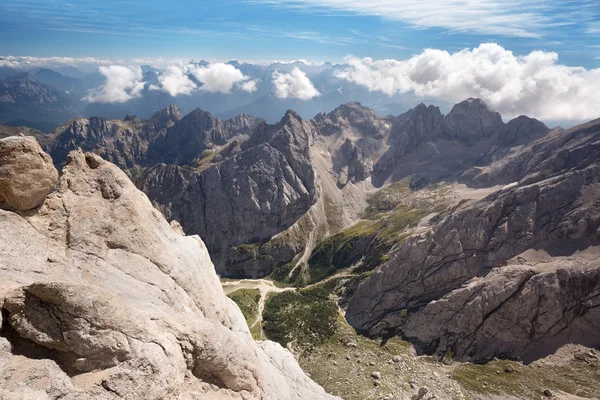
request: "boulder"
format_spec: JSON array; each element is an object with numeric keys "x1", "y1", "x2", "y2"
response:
[{"x1": 0, "y1": 136, "x2": 57, "y2": 210}]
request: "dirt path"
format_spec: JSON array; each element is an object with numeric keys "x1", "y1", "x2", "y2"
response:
[{"x1": 222, "y1": 279, "x2": 295, "y2": 334}]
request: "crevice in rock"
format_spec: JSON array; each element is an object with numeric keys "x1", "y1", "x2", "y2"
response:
[{"x1": 0, "y1": 307, "x2": 80, "y2": 378}]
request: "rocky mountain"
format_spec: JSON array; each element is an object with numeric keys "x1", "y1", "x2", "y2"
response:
[
  {"x1": 0, "y1": 123, "x2": 44, "y2": 140},
  {"x1": 345, "y1": 118, "x2": 600, "y2": 363},
  {"x1": 0, "y1": 135, "x2": 338, "y2": 399},
  {"x1": 140, "y1": 110, "x2": 318, "y2": 276},
  {"x1": 46, "y1": 104, "x2": 183, "y2": 169},
  {"x1": 39, "y1": 99, "x2": 556, "y2": 280},
  {"x1": 0, "y1": 76, "x2": 79, "y2": 131}
]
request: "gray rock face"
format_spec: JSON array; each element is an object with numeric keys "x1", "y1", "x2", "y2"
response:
[
  {"x1": 0, "y1": 136, "x2": 58, "y2": 210},
  {"x1": 313, "y1": 102, "x2": 388, "y2": 138},
  {"x1": 496, "y1": 115, "x2": 549, "y2": 147},
  {"x1": 346, "y1": 121, "x2": 600, "y2": 362},
  {"x1": 48, "y1": 106, "x2": 181, "y2": 168},
  {"x1": 433, "y1": 98, "x2": 503, "y2": 145},
  {"x1": 373, "y1": 103, "x2": 443, "y2": 184},
  {"x1": 331, "y1": 138, "x2": 373, "y2": 188},
  {"x1": 139, "y1": 111, "x2": 319, "y2": 276},
  {"x1": 0, "y1": 143, "x2": 338, "y2": 400},
  {"x1": 461, "y1": 119, "x2": 598, "y2": 188},
  {"x1": 148, "y1": 108, "x2": 261, "y2": 165}
]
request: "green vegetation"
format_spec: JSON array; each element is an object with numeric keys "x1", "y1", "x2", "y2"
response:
[
  {"x1": 227, "y1": 289, "x2": 260, "y2": 328},
  {"x1": 262, "y1": 289, "x2": 340, "y2": 350},
  {"x1": 362, "y1": 178, "x2": 412, "y2": 219},
  {"x1": 193, "y1": 149, "x2": 217, "y2": 171},
  {"x1": 453, "y1": 359, "x2": 600, "y2": 398},
  {"x1": 231, "y1": 243, "x2": 261, "y2": 259}
]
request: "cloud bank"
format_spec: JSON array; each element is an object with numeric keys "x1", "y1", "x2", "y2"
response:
[
  {"x1": 336, "y1": 43, "x2": 600, "y2": 121},
  {"x1": 89, "y1": 62, "x2": 258, "y2": 100},
  {"x1": 84, "y1": 65, "x2": 145, "y2": 103},
  {"x1": 272, "y1": 67, "x2": 320, "y2": 100}
]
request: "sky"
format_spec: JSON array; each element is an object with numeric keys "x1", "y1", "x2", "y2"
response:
[
  {"x1": 1, "y1": 0, "x2": 600, "y2": 123},
  {"x1": 1, "y1": 0, "x2": 599, "y2": 67}
]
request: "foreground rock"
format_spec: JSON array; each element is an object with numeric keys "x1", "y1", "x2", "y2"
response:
[
  {"x1": 0, "y1": 141, "x2": 337, "y2": 399},
  {"x1": 0, "y1": 136, "x2": 58, "y2": 210},
  {"x1": 346, "y1": 120, "x2": 600, "y2": 363}
]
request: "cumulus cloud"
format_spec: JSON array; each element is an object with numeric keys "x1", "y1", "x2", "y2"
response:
[
  {"x1": 240, "y1": 79, "x2": 258, "y2": 93},
  {"x1": 336, "y1": 43, "x2": 600, "y2": 121},
  {"x1": 151, "y1": 63, "x2": 255, "y2": 96},
  {"x1": 157, "y1": 65, "x2": 197, "y2": 96},
  {"x1": 272, "y1": 67, "x2": 320, "y2": 100},
  {"x1": 189, "y1": 63, "x2": 252, "y2": 93},
  {"x1": 84, "y1": 65, "x2": 145, "y2": 103}
]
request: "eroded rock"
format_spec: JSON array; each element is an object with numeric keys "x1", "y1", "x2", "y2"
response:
[{"x1": 0, "y1": 135, "x2": 58, "y2": 210}]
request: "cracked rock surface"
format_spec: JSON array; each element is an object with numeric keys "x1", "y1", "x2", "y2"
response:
[
  {"x1": 346, "y1": 119, "x2": 600, "y2": 363},
  {"x1": 0, "y1": 144, "x2": 338, "y2": 400}
]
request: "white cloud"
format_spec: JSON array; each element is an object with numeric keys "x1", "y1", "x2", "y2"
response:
[
  {"x1": 272, "y1": 67, "x2": 320, "y2": 100},
  {"x1": 84, "y1": 65, "x2": 145, "y2": 103},
  {"x1": 189, "y1": 63, "x2": 251, "y2": 93},
  {"x1": 254, "y1": 0, "x2": 595, "y2": 38},
  {"x1": 151, "y1": 62, "x2": 255, "y2": 96},
  {"x1": 336, "y1": 43, "x2": 600, "y2": 121},
  {"x1": 240, "y1": 79, "x2": 258, "y2": 92},
  {"x1": 158, "y1": 65, "x2": 197, "y2": 96}
]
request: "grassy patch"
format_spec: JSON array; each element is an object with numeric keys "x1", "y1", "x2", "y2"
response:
[
  {"x1": 192, "y1": 149, "x2": 220, "y2": 171},
  {"x1": 227, "y1": 289, "x2": 260, "y2": 328},
  {"x1": 296, "y1": 312, "x2": 414, "y2": 400},
  {"x1": 453, "y1": 359, "x2": 600, "y2": 398},
  {"x1": 363, "y1": 178, "x2": 411, "y2": 219},
  {"x1": 262, "y1": 290, "x2": 340, "y2": 351}
]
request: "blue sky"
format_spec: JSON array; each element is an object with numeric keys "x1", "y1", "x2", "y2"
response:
[{"x1": 1, "y1": 0, "x2": 599, "y2": 67}]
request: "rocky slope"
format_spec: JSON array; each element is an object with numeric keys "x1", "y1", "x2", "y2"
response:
[
  {"x1": 345, "y1": 119, "x2": 600, "y2": 363},
  {"x1": 0, "y1": 75, "x2": 78, "y2": 131},
  {"x1": 40, "y1": 99, "x2": 555, "y2": 280},
  {"x1": 139, "y1": 110, "x2": 319, "y2": 276},
  {"x1": 0, "y1": 135, "x2": 338, "y2": 399}
]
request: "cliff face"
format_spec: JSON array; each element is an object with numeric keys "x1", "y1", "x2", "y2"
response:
[
  {"x1": 0, "y1": 136, "x2": 338, "y2": 400},
  {"x1": 345, "y1": 120, "x2": 600, "y2": 363},
  {"x1": 138, "y1": 111, "x2": 319, "y2": 276}
]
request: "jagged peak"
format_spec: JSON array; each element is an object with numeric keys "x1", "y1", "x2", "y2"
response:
[
  {"x1": 150, "y1": 104, "x2": 183, "y2": 121},
  {"x1": 449, "y1": 97, "x2": 493, "y2": 114},
  {"x1": 282, "y1": 109, "x2": 303, "y2": 123}
]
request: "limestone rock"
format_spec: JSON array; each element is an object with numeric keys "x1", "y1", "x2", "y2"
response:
[
  {"x1": 433, "y1": 98, "x2": 503, "y2": 145},
  {"x1": 139, "y1": 110, "x2": 319, "y2": 276},
  {"x1": 346, "y1": 120, "x2": 600, "y2": 362},
  {"x1": 0, "y1": 147, "x2": 338, "y2": 400},
  {"x1": 0, "y1": 136, "x2": 58, "y2": 210}
]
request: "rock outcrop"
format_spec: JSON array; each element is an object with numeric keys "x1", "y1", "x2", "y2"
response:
[
  {"x1": 461, "y1": 118, "x2": 597, "y2": 188},
  {"x1": 47, "y1": 106, "x2": 182, "y2": 169},
  {"x1": 147, "y1": 108, "x2": 261, "y2": 165},
  {"x1": 346, "y1": 120, "x2": 600, "y2": 363},
  {"x1": 0, "y1": 136, "x2": 58, "y2": 210},
  {"x1": 138, "y1": 110, "x2": 319, "y2": 276},
  {"x1": 0, "y1": 140, "x2": 337, "y2": 399}
]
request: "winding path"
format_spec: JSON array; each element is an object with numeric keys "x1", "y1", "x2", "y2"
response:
[{"x1": 222, "y1": 279, "x2": 295, "y2": 335}]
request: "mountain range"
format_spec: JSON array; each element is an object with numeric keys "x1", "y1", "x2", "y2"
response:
[
  {"x1": 1, "y1": 95, "x2": 599, "y2": 399},
  {"x1": 0, "y1": 61, "x2": 434, "y2": 132}
]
